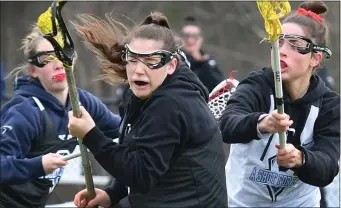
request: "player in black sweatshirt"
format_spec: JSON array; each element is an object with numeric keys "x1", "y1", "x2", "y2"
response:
[
  {"x1": 68, "y1": 12, "x2": 227, "y2": 208},
  {"x1": 219, "y1": 1, "x2": 340, "y2": 207}
]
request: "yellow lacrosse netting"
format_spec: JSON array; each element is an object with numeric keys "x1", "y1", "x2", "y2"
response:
[
  {"x1": 257, "y1": 1, "x2": 291, "y2": 42},
  {"x1": 37, "y1": 2, "x2": 64, "y2": 48}
]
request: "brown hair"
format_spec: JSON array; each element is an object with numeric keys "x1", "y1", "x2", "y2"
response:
[
  {"x1": 73, "y1": 12, "x2": 182, "y2": 84},
  {"x1": 283, "y1": 1, "x2": 329, "y2": 49}
]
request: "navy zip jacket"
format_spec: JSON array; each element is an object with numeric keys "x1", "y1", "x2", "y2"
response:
[{"x1": 0, "y1": 76, "x2": 121, "y2": 208}]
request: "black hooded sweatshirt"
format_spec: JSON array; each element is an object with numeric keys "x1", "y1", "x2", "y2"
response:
[
  {"x1": 82, "y1": 63, "x2": 228, "y2": 208},
  {"x1": 185, "y1": 50, "x2": 224, "y2": 93},
  {"x1": 220, "y1": 67, "x2": 340, "y2": 188}
]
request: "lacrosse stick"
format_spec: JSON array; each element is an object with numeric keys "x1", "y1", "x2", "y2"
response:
[
  {"x1": 208, "y1": 70, "x2": 239, "y2": 120},
  {"x1": 256, "y1": 1, "x2": 291, "y2": 148},
  {"x1": 62, "y1": 152, "x2": 81, "y2": 161},
  {"x1": 37, "y1": 1, "x2": 97, "y2": 203},
  {"x1": 61, "y1": 149, "x2": 91, "y2": 161}
]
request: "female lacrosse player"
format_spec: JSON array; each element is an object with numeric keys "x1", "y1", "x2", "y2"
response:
[
  {"x1": 219, "y1": 1, "x2": 340, "y2": 207},
  {"x1": 0, "y1": 26, "x2": 121, "y2": 208},
  {"x1": 68, "y1": 12, "x2": 227, "y2": 208}
]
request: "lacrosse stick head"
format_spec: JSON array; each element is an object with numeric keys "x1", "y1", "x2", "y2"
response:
[
  {"x1": 37, "y1": 1, "x2": 75, "y2": 67},
  {"x1": 37, "y1": 4, "x2": 64, "y2": 48},
  {"x1": 208, "y1": 70, "x2": 239, "y2": 120},
  {"x1": 256, "y1": 1, "x2": 291, "y2": 42}
]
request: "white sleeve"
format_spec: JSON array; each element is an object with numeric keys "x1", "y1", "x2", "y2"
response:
[{"x1": 256, "y1": 114, "x2": 272, "y2": 140}]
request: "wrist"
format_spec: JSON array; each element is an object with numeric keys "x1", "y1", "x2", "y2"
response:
[
  {"x1": 105, "y1": 203, "x2": 112, "y2": 208},
  {"x1": 258, "y1": 114, "x2": 268, "y2": 133},
  {"x1": 103, "y1": 191, "x2": 112, "y2": 208},
  {"x1": 294, "y1": 149, "x2": 305, "y2": 168},
  {"x1": 83, "y1": 126, "x2": 99, "y2": 141}
]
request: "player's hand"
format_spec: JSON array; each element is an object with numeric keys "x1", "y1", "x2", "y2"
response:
[
  {"x1": 42, "y1": 153, "x2": 68, "y2": 174},
  {"x1": 68, "y1": 106, "x2": 95, "y2": 140},
  {"x1": 276, "y1": 144, "x2": 303, "y2": 168},
  {"x1": 74, "y1": 188, "x2": 111, "y2": 208},
  {"x1": 258, "y1": 110, "x2": 293, "y2": 133}
]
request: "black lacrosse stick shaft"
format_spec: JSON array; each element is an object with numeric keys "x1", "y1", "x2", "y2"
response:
[
  {"x1": 45, "y1": 1, "x2": 97, "y2": 203},
  {"x1": 45, "y1": 1, "x2": 74, "y2": 67}
]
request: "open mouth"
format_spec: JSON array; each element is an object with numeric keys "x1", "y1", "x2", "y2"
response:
[
  {"x1": 53, "y1": 73, "x2": 66, "y2": 81},
  {"x1": 134, "y1": 81, "x2": 148, "y2": 86},
  {"x1": 280, "y1": 61, "x2": 288, "y2": 69}
]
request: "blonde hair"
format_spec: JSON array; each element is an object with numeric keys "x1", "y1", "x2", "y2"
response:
[{"x1": 7, "y1": 25, "x2": 45, "y2": 80}]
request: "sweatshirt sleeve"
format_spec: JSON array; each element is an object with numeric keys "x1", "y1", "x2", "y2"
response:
[
  {"x1": 0, "y1": 102, "x2": 45, "y2": 184},
  {"x1": 291, "y1": 93, "x2": 340, "y2": 187},
  {"x1": 0, "y1": 156, "x2": 44, "y2": 185},
  {"x1": 104, "y1": 178, "x2": 128, "y2": 206},
  {"x1": 82, "y1": 96, "x2": 184, "y2": 194},
  {"x1": 79, "y1": 90, "x2": 121, "y2": 139},
  {"x1": 219, "y1": 73, "x2": 268, "y2": 144}
]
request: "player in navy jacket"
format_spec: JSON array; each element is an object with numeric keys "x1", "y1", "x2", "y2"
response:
[{"x1": 0, "y1": 26, "x2": 121, "y2": 208}]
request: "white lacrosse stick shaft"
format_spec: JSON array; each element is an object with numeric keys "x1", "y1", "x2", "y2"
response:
[{"x1": 271, "y1": 40, "x2": 287, "y2": 148}]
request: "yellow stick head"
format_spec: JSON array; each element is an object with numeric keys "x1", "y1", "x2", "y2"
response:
[
  {"x1": 257, "y1": 1, "x2": 291, "y2": 42},
  {"x1": 37, "y1": 4, "x2": 64, "y2": 48}
]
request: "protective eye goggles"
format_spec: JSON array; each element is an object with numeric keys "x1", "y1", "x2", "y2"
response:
[
  {"x1": 28, "y1": 50, "x2": 57, "y2": 67},
  {"x1": 279, "y1": 34, "x2": 332, "y2": 58},
  {"x1": 122, "y1": 44, "x2": 177, "y2": 69}
]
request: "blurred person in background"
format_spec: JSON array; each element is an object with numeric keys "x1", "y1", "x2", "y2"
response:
[
  {"x1": 181, "y1": 16, "x2": 224, "y2": 93},
  {"x1": 68, "y1": 11, "x2": 227, "y2": 208},
  {"x1": 219, "y1": 1, "x2": 339, "y2": 207},
  {"x1": 0, "y1": 25, "x2": 121, "y2": 208},
  {"x1": 317, "y1": 65, "x2": 336, "y2": 91}
]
